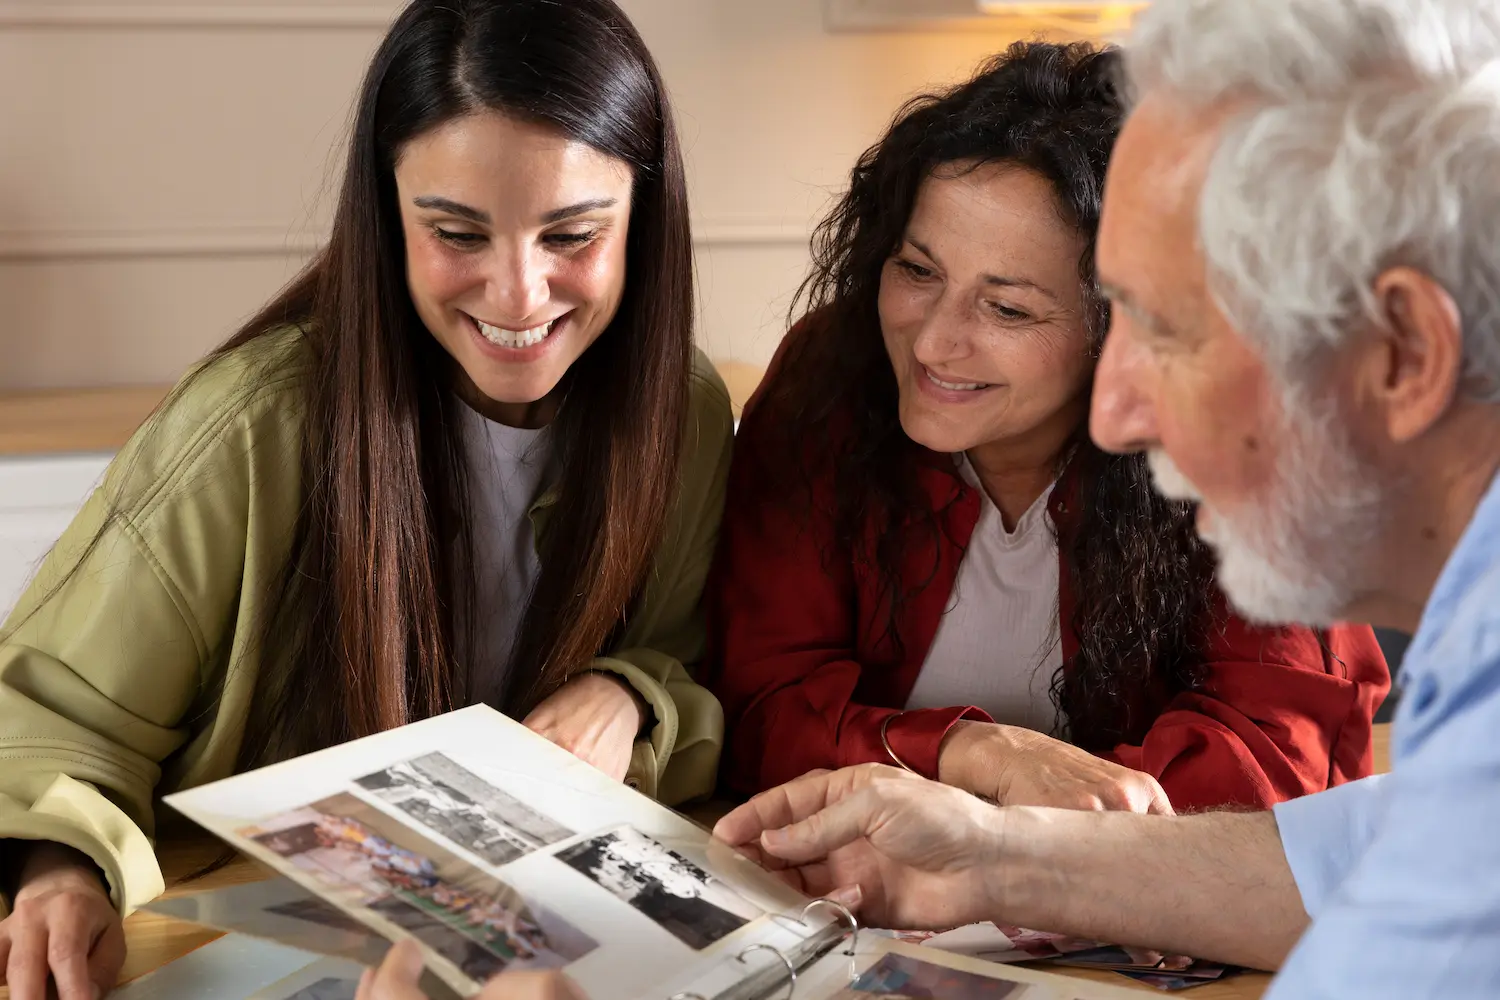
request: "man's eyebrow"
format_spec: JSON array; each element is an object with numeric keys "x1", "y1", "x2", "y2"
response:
[
  {"x1": 1098, "y1": 280, "x2": 1133, "y2": 306},
  {"x1": 1100, "y1": 280, "x2": 1178, "y2": 337}
]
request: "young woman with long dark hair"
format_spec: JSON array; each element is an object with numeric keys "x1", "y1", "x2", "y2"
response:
[
  {"x1": 709, "y1": 42, "x2": 1389, "y2": 813},
  {"x1": 0, "y1": 3, "x2": 730, "y2": 996}
]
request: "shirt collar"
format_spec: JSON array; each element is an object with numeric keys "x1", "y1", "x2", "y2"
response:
[{"x1": 1409, "y1": 469, "x2": 1500, "y2": 658}]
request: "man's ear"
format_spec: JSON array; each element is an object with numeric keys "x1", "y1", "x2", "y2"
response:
[{"x1": 1366, "y1": 266, "x2": 1464, "y2": 443}]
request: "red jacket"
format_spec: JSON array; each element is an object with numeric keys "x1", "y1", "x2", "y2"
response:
[{"x1": 708, "y1": 382, "x2": 1390, "y2": 812}]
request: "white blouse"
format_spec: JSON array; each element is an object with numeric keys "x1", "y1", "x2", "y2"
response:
[{"x1": 904, "y1": 454, "x2": 1064, "y2": 735}]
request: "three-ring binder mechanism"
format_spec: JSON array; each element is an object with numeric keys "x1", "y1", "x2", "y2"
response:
[{"x1": 670, "y1": 897, "x2": 861, "y2": 1000}]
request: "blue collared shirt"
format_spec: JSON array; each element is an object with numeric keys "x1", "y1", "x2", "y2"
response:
[{"x1": 1270, "y1": 471, "x2": 1500, "y2": 998}]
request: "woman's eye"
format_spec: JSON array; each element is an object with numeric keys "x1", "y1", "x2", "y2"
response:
[
  {"x1": 992, "y1": 303, "x2": 1031, "y2": 322},
  {"x1": 544, "y1": 231, "x2": 597, "y2": 249},
  {"x1": 432, "y1": 227, "x2": 485, "y2": 248},
  {"x1": 896, "y1": 259, "x2": 935, "y2": 279}
]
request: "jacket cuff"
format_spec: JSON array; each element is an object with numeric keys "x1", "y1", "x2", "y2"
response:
[
  {"x1": 875, "y1": 706, "x2": 993, "y2": 780},
  {"x1": 587, "y1": 656, "x2": 677, "y2": 787},
  {"x1": 0, "y1": 774, "x2": 163, "y2": 917}
]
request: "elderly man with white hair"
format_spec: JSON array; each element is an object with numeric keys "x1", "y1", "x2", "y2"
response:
[{"x1": 710, "y1": 1, "x2": 1500, "y2": 997}]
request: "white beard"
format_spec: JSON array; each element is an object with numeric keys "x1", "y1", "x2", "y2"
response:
[{"x1": 1147, "y1": 402, "x2": 1384, "y2": 627}]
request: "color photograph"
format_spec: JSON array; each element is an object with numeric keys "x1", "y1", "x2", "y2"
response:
[
  {"x1": 993, "y1": 926, "x2": 1107, "y2": 961},
  {"x1": 242, "y1": 793, "x2": 597, "y2": 985},
  {"x1": 554, "y1": 826, "x2": 761, "y2": 951},
  {"x1": 355, "y1": 752, "x2": 574, "y2": 868}
]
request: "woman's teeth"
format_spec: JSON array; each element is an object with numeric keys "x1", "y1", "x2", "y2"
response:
[
  {"x1": 926, "y1": 369, "x2": 990, "y2": 392},
  {"x1": 476, "y1": 317, "x2": 556, "y2": 348}
]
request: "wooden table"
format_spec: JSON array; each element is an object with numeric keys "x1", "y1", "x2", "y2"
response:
[
  {"x1": 2, "y1": 726, "x2": 1395, "y2": 999},
  {"x1": 0, "y1": 385, "x2": 169, "y2": 456}
]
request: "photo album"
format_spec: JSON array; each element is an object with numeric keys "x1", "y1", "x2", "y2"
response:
[{"x1": 161, "y1": 705, "x2": 1144, "y2": 1000}]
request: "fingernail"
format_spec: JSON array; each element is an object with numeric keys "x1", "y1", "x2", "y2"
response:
[
  {"x1": 829, "y1": 884, "x2": 864, "y2": 908},
  {"x1": 762, "y1": 828, "x2": 790, "y2": 848}
]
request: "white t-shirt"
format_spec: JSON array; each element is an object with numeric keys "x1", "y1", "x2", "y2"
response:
[
  {"x1": 457, "y1": 403, "x2": 553, "y2": 706},
  {"x1": 904, "y1": 454, "x2": 1064, "y2": 735}
]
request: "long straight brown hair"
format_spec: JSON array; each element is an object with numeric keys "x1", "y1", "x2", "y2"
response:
[{"x1": 221, "y1": 0, "x2": 694, "y2": 768}]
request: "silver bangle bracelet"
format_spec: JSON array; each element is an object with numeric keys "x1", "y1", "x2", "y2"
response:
[{"x1": 879, "y1": 712, "x2": 918, "y2": 774}]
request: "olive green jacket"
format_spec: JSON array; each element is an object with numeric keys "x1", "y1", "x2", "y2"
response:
[{"x1": 0, "y1": 329, "x2": 732, "y2": 916}]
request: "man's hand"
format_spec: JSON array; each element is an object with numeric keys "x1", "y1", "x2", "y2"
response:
[{"x1": 713, "y1": 764, "x2": 1010, "y2": 930}]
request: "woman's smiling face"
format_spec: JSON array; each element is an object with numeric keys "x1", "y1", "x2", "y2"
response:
[
  {"x1": 395, "y1": 110, "x2": 635, "y2": 426},
  {"x1": 878, "y1": 161, "x2": 1094, "y2": 458}
]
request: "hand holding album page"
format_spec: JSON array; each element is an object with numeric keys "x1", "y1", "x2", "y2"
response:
[{"x1": 163, "y1": 706, "x2": 1141, "y2": 1000}]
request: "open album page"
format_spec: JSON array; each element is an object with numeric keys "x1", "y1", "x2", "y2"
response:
[{"x1": 165, "y1": 705, "x2": 826, "y2": 1000}]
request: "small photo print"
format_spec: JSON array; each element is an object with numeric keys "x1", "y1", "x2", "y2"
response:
[
  {"x1": 831, "y1": 952, "x2": 1026, "y2": 999},
  {"x1": 355, "y1": 752, "x2": 573, "y2": 868},
  {"x1": 554, "y1": 827, "x2": 761, "y2": 951},
  {"x1": 1118, "y1": 971, "x2": 1219, "y2": 992},
  {"x1": 993, "y1": 926, "x2": 1106, "y2": 961},
  {"x1": 242, "y1": 793, "x2": 596, "y2": 985},
  {"x1": 279, "y1": 977, "x2": 358, "y2": 1000}
]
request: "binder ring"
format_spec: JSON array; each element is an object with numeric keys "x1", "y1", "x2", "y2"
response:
[
  {"x1": 737, "y1": 943, "x2": 796, "y2": 1000},
  {"x1": 800, "y1": 898, "x2": 860, "y2": 956}
]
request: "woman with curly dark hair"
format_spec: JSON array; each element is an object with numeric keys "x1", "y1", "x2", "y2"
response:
[{"x1": 708, "y1": 41, "x2": 1389, "y2": 813}]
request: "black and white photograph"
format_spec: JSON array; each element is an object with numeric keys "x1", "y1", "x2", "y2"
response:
[
  {"x1": 356, "y1": 752, "x2": 574, "y2": 868},
  {"x1": 554, "y1": 826, "x2": 762, "y2": 951}
]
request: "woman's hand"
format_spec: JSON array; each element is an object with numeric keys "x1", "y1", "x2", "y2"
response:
[
  {"x1": 357, "y1": 939, "x2": 584, "y2": 1000},
  {"x1": 522, "y1": 672, "x2": 646, "y2": 782},
  {"x1": 0, "y1": 842, "x2": 125, "y2": 1000},
  {"x1": 937, "y1": 721, "x2": 1172, "y2": 815}
]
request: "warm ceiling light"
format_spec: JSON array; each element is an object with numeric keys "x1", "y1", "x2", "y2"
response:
[
  {"x1": 975, "y1": 1, "x2": 1144, "y2": 32},
  {"x1": 977, "y1": 1, "x2": 1143, "y2": 10}
]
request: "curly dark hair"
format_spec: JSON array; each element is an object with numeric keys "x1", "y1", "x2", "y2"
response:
[{"x1": 756, "y1": 40, "x2": 1220, "y2": 751}]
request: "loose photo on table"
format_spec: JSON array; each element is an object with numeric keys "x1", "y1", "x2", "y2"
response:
[
  {"x1": 830, "y1": 952, "x2": 1031, "y2": 999},
  {"x1": 554, "y1": 826, "x2": 762, "y2": 951},
  {"x1": 273, "y1": 977, "x2": 356, "y2": 1000},
  {"x1": 354, "y1": 752, "x2": 574, "y2": 867},
  {"x1": 241, "y1": 792, "x2": 597, "y2": 986}
]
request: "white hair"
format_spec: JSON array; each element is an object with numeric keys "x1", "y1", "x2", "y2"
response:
[
  {"x1": 1125, "y1": 0, "x2": 1500, "y2": 401},
  {"x1": 1148, "y1": 395, "x2": 1385, "y2": 626}
]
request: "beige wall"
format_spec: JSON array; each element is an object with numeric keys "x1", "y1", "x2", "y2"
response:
[{"x1": 0, "y1": 0, "x2": 1116, "y2": 391}]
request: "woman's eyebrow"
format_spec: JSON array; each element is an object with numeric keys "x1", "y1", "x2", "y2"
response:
[
  {"x1": 412, "y1": 195, "x2": 489, "y2": 224},
  {"x1": 541, "y1": 198, "x2": 618, "y2": 224}
]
